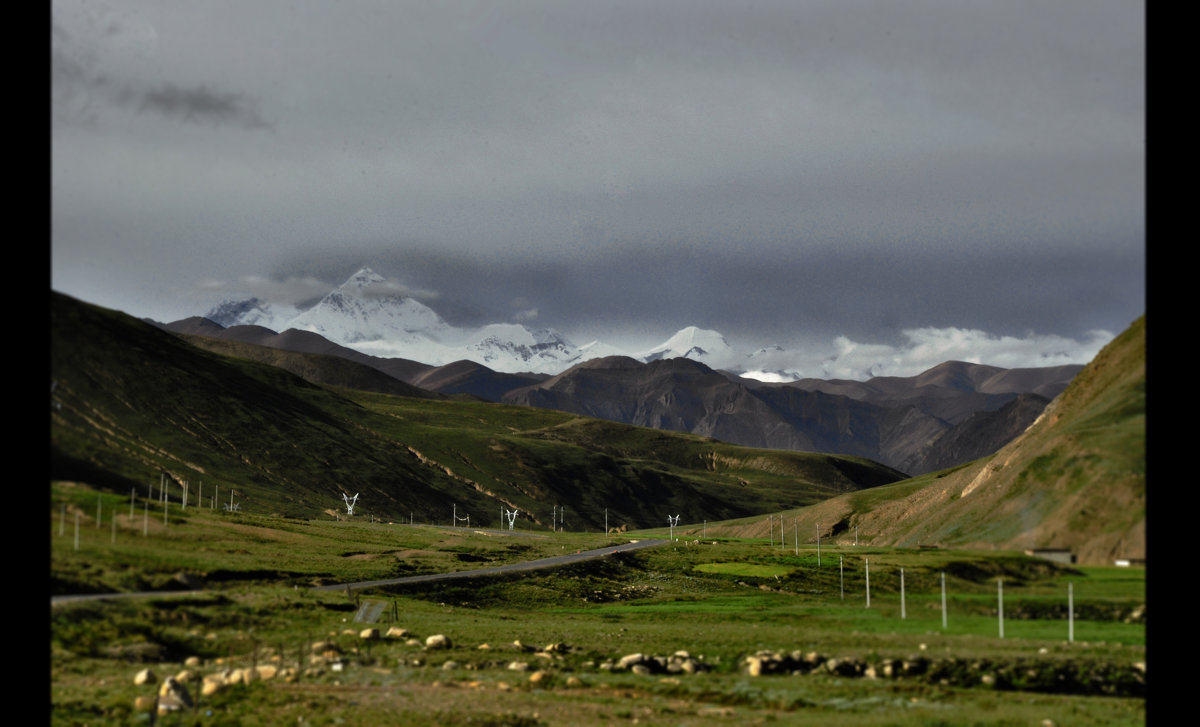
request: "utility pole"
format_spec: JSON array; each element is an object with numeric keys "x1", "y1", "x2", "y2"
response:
[
  {"x1": 1068, "y1": 582, "x2": 1074, "y2": 642},
  {"x1": 865, "y1": 558, "x2": 871, "y2": 608},
  {"x1": 839, "y1": 555, "x2": 844, "y2": 600},
  {"x1": 816, "y1": 522, "x2": 821, "y2": 567},
  {"x1": 998, "y1": 579, "x2": 1005, "y2": 639},
  {"x1": 941, "y1": 572, "x2": 948, "y2": 629}
]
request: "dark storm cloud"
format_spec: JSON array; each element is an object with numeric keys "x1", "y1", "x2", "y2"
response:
[
  {"x1": 52, "y1": 7, "x2": 271, "y2": 130},
  {"x1": 50, "y1": 0, "x2": 1144, "y2": 375},
  {"x1": 138, "y1": 83, "x2": 273, "y2": 129}
]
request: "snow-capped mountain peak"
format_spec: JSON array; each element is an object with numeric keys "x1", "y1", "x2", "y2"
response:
[
  {"x1": 343, "y1": 266, "x2": 386, "y2": 289},
  {"x1": 641, "y1": 326, "x2": 732, "y2": 362},
  {"x1": 285, "y1": 268, "x2": 449, "y2": 344},
  {"x1": 197, "y1": 269, "x2": 807, "y2": 377},
  {"x1": 204, "y1": 297, "x2": 299, "y2": 330},
  {"x1": 204, "y1": 268, "x2": 608, "y2": 373}
]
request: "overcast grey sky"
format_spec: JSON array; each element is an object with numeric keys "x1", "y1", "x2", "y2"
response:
[{"x1": 51, "y1": 0, "x2": 1144, "y2": 373}]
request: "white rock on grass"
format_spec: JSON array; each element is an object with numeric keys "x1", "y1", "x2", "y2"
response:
[{"x1": 425, "y1": 634, "x2": 452, "y2": 650}]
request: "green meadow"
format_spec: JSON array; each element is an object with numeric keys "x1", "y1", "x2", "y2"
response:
[{"x1": 51, "y1": 482, "x2": 1145, "y2": 726}]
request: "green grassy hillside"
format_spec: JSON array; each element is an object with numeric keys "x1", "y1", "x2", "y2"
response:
[
  {"x1": 51, "y1": 292, "x2": 905, "y2": 530},
  {"x1": 702, "y1": 316, "x2": 1146, "y2": 565}
]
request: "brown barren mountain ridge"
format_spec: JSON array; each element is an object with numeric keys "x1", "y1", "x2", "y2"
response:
[{"x1": 159, "y1": 317, "x2": 1083, "y2": 477}]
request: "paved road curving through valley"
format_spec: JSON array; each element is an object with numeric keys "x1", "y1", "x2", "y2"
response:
[
  {"x1": 311, "y1": 538, "x2": 669, "y2": 594},
  {"x1": 52, "y1": 538, "x2": 670, "y2": 604}
]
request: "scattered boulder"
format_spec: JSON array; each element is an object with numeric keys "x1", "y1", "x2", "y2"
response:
[
  {"x1": 133, "y1": 695, "x2": 156, "y2": 712},
  {"x1": 615, "y1": 652, "x2": 711, "y2": 675},
  {"x1": 733, "y1": 649, "x2": 1143, "y2": 698},
  {"x1": 746, "y1": 655, "x2": 767, "y2": 677},
  {"x1": 1125, "y1": 605, "x2": 1146, "y2": 624},
  {"x1": 156, "y1": 676, "x2": 193, "y2": 713},
  {"x1": 425, "y1": 634, "x2": 452, "y2": 650}
]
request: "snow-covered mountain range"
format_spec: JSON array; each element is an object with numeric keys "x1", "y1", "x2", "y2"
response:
[{"x1": 202, "y1": 267, "x2": 801, "y2": 377}]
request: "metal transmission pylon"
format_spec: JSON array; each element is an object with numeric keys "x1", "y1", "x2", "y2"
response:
[
  {"x1": 668, "y1": 514, "x2": 681, "y2": 540},
  {"x1": 342, "y1": 492, "x2": 359, "y2": 516},
  {"x1": 504, "y1": 508, "x2": 518, "y2": 531}
]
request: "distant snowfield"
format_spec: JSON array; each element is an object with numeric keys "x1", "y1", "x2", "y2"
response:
[{"x1": 207, "y1": 268, "x2": 1117, "y2": 380}]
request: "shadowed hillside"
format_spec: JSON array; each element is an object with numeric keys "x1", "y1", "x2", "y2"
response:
[{"x1": 51, "y1": 291, "x2": 906, "y2": 529}]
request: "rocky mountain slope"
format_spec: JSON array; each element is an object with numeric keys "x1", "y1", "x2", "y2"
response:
[
  {"x1": 709, "y1": 315, "x2": 1145, "y2": 566},
  {"x1": 501, "y1": 356, "x2": 1080, "y2": 476}
]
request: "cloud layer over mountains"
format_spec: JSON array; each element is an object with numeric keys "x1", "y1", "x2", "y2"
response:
[{"x1": 204, "y1": 268, "x2": 1115, "y2": 380}]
